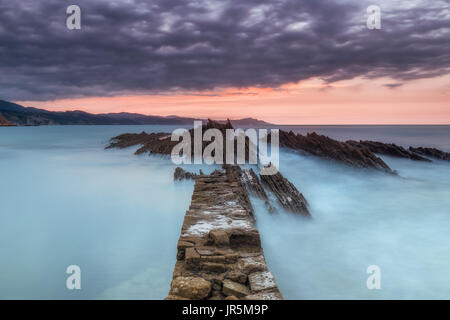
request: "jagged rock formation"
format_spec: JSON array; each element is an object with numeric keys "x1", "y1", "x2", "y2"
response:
[
  {"x1": 277, "y1": 131, "x2": 393, "y2": 173},
  {"x1": 347, "y1": 140, "x2": 431, "y2": 162},
  {"x1": 409, "y1": 147, "x2": 450, "y2": 161},
  {"x1": 240, "y1": 168, "x2": 269, "y2": 200},
  {"x1": 106, "y1": 132, "x2": 176, "y2": 155},
  {"x1": 106, "y1": 119, "x2": 242, "y2": 158},
  {"x1": 173, "y1": 165, "x2": 309, "y2": 215},
  {"x1": 260, "y1": 171, "x2": 310, "y2": 216},
  {"x1": 107, "y1": 119, "x2": 397, "y2": 172},
  {"x1": 167, "y1": 167, "x2": 283, "y2": 300},
  {"x1": 174, "y1": 167, "x2": 198, "y2": 181},
  {"x1": 236, "y1": 168, "x2": 277, "y2": 213},
  {"x1": 238, "y1": 167, "x2": 310, "y2": 215},
  {"x1": 111, "y1": 121, "x2": 450, "y2": 173},
  {"x1": 0, "y1": 113, "x2": 15, "y2": 126}
]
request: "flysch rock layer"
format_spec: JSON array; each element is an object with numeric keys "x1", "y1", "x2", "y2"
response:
[
  {"x1": 167, "y1": 166, "x2": 283, "y2": 300},
  {"x1": 260, "y1": 170, "x2": 310, "y2": 216},
  {"x1": 347, "y1": 140, "x2": 431, "y2": 162},
  {"x1": 409, "y1": 147, "x2": 450, "y2": 161},
  {"x1": 106, "y1": 120, "x2": 396, "y2": 173}
]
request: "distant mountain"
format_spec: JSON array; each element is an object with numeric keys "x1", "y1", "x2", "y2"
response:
[
  {"x1": 0, "y1": 100, "x2": 273, "y2": 127},
  {"x1": 223, "y1": 117, "x2": 272, "y2": 127},
  {"x1": 0, "y1": 100, "x2": 197, "y2": 126}
]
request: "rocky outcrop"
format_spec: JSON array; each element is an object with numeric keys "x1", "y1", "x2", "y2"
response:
[
  {"x1": 260, "y1": 170, "x2": 310, "y2": 216},
  {"x1": 167, "y1": 167, "x2": 283, "y2": 300},
  {"x1": 0, "y1": 113, "x2": 15, "y2": 126},
  {"x1": 106, "y1": 119, "x2": 236, "y2": 157},
  {"x1": 107, "y1": 120, "x2": 396, "y2": 173},
  {"x1": 107, "y1": 121, "x2": 450, "y2": 173},
  {"x1": 277, "y1": 130, "x2": 393, "y2": 173},
  {"x1": 409, "y1": 147, "x2": 450, "y2": 161},
  {"x1": 347, "y1": 140, "x2": 431, "y2": 162}
]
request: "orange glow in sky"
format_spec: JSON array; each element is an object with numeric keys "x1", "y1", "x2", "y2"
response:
[{"x1": 15, "y1": 75, "x2": 450, "y2": 125}]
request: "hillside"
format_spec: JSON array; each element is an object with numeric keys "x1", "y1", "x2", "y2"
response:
[{"x1": 0, "y1": 112, "x2": 15, "y2": 126}]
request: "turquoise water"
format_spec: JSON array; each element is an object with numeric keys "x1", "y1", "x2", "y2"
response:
[
  {"x1": 252, "y1": 126, "x2": 450, "y2": 299},
  {"x1": 0, "y1": 125, "x2": 449, "y2": 299},
  {"x1": 0, "y1": 125, "x2": 198, "y2": 299}
]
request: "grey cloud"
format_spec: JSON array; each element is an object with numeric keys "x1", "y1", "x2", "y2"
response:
[
  {"x1": 383, "y1": 83, "x2": 403, "y2": 89},
  {"x1": 0, "y1": 0, "x2": 449, "y2": 100}
]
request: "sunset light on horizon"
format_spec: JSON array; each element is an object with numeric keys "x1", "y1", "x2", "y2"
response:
[{"x1": 15, "y1": 74, "x2": 450, "y2": 125}]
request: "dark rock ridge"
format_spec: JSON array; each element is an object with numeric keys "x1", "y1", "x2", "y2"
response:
[
  {"x1": 277, "y1": 130, "x2": 393, "y2": 173},
  {"x1": 167, "y1": 167, "x2": 283, "y2": 300},
  {"x1": 238, "y1": 167, "x2": 310, "y2": 215},
  {"x1": 240, "y1": 168, "x2": 269, "y2": 201},
  {"x1": 107, "y1": 119, "x2": 258, "y2": 164},
  {"x1": 106, "y1": 132, "x2": 176, "y2": 155},
  {"x1": 230, "y1": 167, "x2": 277, "y2": 214},
  {"x1": 347, "y1": 140, "x2": 431, "y2": 162},
  {"x1": 409, "y1": 147, "x2": 450, "y2": 161},
  {"x1": 260, "y1": 170, "x2": 310, "y2": 216},
  {"x1": 107, "y1": 120, "x2": 396, "y2": 173}
]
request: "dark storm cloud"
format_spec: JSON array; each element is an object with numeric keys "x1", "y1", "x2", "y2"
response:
[{"x1": 0, "y1": 0, "x2": 449, "y2": 100}]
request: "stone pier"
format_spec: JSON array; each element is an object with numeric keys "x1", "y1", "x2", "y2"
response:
[{"x1": 166, "y1": 166, "x2": 283, "y2": 300}]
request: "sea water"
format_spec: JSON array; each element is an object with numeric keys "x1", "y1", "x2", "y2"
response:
[
  {"x1": 0, "y1": 125, "x2": 449, "y2": 299},
  {"x1": 253, "y1": 125, "x2": 450, "y2": 299},
  {"x1": 0, "y1": 125, "x2": 210, "y2": 299}
]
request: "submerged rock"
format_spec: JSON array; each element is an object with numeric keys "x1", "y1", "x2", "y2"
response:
[
  {"x1": 409, "y1": 147, "x2": 450, "y2": 161},
  {"x1": 347, "y1": 140, "x2": 431, "y2": 162}
]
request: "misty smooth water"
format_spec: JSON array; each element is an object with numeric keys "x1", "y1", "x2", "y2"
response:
[
  {"x1": 0, "y1": 125, "x2": 209, "y2": 299},
  {"x1": 254, "y1": 125, "x2": 450, "y2": 299},
  {"x1": 0, "y1": 125, "x2": 449, "y2": 299}
]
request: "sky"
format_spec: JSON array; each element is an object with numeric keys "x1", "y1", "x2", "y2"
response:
[{"x1": 1, "y1": 0, "x2": 449, "y2": 124}]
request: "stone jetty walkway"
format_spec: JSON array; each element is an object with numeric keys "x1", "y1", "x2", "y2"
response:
[{"x1": 167, "y1": 166, "x2": 283, "y2": 300}]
